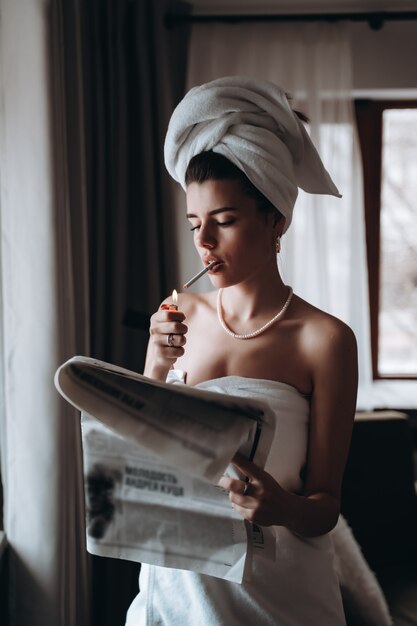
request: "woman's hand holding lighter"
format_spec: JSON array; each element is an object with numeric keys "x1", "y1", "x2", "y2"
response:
[
  {"x1": 145, "y1": 263, "x2": 214, "y2": 380},
  {"x1": 145, "y1": 291, "x2": 188, "y2": 380}
]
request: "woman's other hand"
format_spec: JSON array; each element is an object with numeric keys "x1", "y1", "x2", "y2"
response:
[{"x1": 218, "y1": 452, "x2": 287, "y2": 527}]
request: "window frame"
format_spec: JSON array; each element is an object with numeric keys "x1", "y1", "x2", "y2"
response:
[{"x1": 355, "y1": 99, "x2": 417, "y2": 380}]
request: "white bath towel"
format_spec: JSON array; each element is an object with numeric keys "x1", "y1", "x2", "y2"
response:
[{"x1": 164, "y1": 75, "x2": 341, "y2": 232}]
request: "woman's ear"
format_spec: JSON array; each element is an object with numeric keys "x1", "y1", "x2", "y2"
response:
[
  {"x1": 272, "y1": 210, "x2": 285, "y2": 229},
  {"x1": 273, "y1": 214, "x2": 285, "y2": 237}
]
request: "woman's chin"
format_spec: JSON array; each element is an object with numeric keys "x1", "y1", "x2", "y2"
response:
[{"x1": 208, "y1": 275, "x2": 236, "y2": 289}]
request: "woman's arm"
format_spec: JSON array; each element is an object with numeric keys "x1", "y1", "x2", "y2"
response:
[
  {"x1": 219, "y1": 317, "x2": 358, "y2": 537},
  {"x1": 296, "y1": 317, "x2": 358, "y2": 534}
]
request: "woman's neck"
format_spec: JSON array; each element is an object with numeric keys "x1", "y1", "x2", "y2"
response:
[{"x1": 221, "y1": 265, "x2": 288, "y2": 322}]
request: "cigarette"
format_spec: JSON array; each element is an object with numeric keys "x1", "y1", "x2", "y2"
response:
[{"x1": 182, "y1": 261, "x2": 218, "y2": 289}]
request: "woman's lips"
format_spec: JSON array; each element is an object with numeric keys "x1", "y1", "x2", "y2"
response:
[
  {"x1": 204, "y1": 257, "x2": 222, "y2": 266},
  {"x1": 207, "y1": 261, "x2": 223, "y2": 273}
]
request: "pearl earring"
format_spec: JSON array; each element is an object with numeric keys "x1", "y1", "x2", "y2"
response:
[{"x1": 275, "y1": 235, "x2": 281, "y2": 254}]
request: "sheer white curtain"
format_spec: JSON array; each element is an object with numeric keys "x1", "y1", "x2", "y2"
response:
[
  {"x1": 0, "y1": 1, "x2": 89, "y2": 625},
  {"x1": 185, "y1": 21, "x2": 372, "y2": 387}
]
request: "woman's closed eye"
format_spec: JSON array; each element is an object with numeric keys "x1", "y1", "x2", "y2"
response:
[{"x1": 189, "y1": 219, "x2": 235, "y2": 232}]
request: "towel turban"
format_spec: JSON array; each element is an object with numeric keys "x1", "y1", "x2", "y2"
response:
[{"x1": 164, "y1": 76, "x2": 341, "y2": 232}]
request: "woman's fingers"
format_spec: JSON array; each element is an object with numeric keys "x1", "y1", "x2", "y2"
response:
[
  {"x1": 218, "y1": 476, "x2": 238, "y2": 492},
  {"x1": 231, "y1": 453, "x2": 262, "y2": 480},
  {"x1": 154, "y1": 309, "x2": 185, "y2": 323},
  {"x1": 219, "y1": 457, "x2": 286, "y2": 526},
  {"x1": 148, "y1": 307, "x2": 188, "y2": 368},
  {"x1": 150, "y1": 320, "x2": 188, "y2": 336},
  {"x1": 218, "y1": 476, "x2": 253, "y2": 498},
  {"x1": 149, "y1": 311, "x2": 188, "y2": 348},
  {"x1": 154, "y1": 331, "x2": 187, "y2": 348}
]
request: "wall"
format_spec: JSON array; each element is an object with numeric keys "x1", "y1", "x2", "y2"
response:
[{"x1": 351, "y1": 20, "x2": 417, "y2": 94}]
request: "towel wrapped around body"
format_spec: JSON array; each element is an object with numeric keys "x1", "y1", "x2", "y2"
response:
[{"x1": 125, "y1": 373, "x2": 347, "y2": 626}]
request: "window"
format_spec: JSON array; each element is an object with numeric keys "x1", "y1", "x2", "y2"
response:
[{"x1": 355, "y1": 100, "x2": 417, "y2": 379}]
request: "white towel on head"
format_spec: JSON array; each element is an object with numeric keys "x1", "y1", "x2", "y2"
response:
[{"x1": 164, "y1": 75, "x2": 341, "y2": 232}]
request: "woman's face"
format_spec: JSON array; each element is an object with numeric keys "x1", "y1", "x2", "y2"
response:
[{"x1": 186, "y1": 179, "x2": 279, "y2": 288}]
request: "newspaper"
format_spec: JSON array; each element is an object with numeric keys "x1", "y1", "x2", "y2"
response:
[{"x1": 54, "y1": 356, "x2": 276, "y2": 583}]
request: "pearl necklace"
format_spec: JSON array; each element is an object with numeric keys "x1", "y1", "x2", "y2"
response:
[{"x1": 216, "y1": 286, "x2": 294, "y2": 340}]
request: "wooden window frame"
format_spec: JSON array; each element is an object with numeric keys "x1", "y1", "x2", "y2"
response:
[{"x1": 355, "y1": 99, "x2": 417, "y2": 380}]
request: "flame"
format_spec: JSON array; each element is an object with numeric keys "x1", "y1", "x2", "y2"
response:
[{"x1": 172, "y1": 289, "x2": 178, "y2": 305}]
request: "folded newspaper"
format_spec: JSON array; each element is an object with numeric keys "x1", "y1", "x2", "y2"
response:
[{"x1": 54, "y1": 356, "x2": 276, "y2": 583}]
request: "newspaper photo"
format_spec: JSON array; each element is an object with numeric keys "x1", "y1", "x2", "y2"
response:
[{"x1": 54, "y1": 356, "x2": 276, "y2": 583}]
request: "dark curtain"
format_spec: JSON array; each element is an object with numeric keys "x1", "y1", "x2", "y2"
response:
[
  {"x1": 82, "y1": 0, "x2": 189, "y2": 375},
  {"x1": 78, "y1": 1, "x2": 189, "y2": 624}
]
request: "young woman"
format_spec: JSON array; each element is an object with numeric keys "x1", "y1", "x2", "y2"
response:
[{"x1": 126, "y1": 76, "x2": 358, "y2": 625}]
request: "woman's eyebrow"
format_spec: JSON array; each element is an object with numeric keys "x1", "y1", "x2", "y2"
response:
[{"x1": 186, "y1": 207, "x2": 238, "y2": 218}]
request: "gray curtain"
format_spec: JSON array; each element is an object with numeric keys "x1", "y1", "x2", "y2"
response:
[
  {"x1": 83, "y1": 0, "x2": 189, "y2": 373},
  {"x1": 79, "y1": 0, "x2": 189, "y2": 624}
]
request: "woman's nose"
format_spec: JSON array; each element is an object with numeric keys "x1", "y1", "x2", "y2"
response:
[{"x1": 195, "y1": 223, "x2": 216, "y2": 249}]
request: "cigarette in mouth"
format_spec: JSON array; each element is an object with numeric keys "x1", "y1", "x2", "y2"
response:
[{"x1": 182, "y1": 261, "x2": 218, "y2": 289}]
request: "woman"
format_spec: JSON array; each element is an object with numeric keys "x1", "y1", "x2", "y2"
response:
[{"x1": 126, "y1": 76, "x2": 358, "y2": 625}]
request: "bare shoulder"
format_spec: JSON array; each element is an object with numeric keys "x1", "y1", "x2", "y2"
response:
[
  {"x1": 167, "y1": 291, "x2": 215, "y2": 319},
  {"x1": 293, "y1": 296, "x2": 358, "y2": 373}
]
